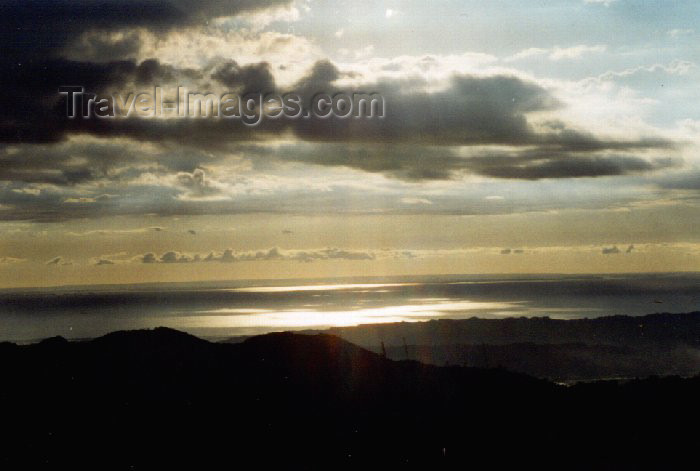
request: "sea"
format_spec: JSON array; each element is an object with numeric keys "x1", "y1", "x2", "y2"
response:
[{"x1": 1, "y1": 273, "x2": 699, "y2": 343}]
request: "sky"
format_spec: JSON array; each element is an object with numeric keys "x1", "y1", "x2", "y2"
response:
[{"x1": 1, "y1": 0, "x2": 699, "y2": 288}]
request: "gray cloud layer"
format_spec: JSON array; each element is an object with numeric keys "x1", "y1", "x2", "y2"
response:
[{"x1": 0, "y1": 1, "x2": 687, "y2": 222}]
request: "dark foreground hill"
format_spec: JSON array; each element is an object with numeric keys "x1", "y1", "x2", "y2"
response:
[{"x1": 1, "y1": 328, "x2": 698, "y2": 469}]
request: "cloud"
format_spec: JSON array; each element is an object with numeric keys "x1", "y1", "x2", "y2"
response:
[
  {"x1": 549, "y1": 45, "x2": 607, "y2": 61},
  {"x1": 0, "y1": 4, "x2": 686, "y2": 224},
  {"x1": 175, "y1": 169, "x2": 223, "y2": 199},
  {"x1": 140, "y1": 247, "x2": 377, "y2": 264},
  {"x1": 160, "y1": 251, "x2": 199, "y2": 263},
  {"x1": 141, "y1": 251, "x2": 200, "y2": 263},
  {"x1": 141, "y1": 253, "x2": 157, "y2": 263},
  {"x1": 212, "y1": 60, "x2": 276, "y2": 94},
  {"x1": 89, "y1": 252, "x2": 131, "y2": 265},
  {"x1": 260, "y1": 142, "x2": 678, "y2": 182},
  {"x1": 67, "y1": 228, "x2": 161, "y2": 237},
  {"x1": 0, "y1": 257, "x2": 26, "y2": 264},
  {"x1": 290, "y1": 69, "x2": 564, "y2": 147},
  {"x1": 62, "y1": 30, "x2": 144, "y2": 62},
  {"x1": 3, "y1": 0, "x2": 291, "y2": 62},
  {"x1": 0, "y1": 0, "x2": 291, "y2": 143},
  {"x1": 1, "y1": 50, "x2": 675, "y2": 157},
  {"x1": 584, "y1": 0, "x2": 617, "y2": 6},
  {"x1": 668, "y1": 29, "x2": 694, "y2": 38},
  {"x1": 656, "y1": 170, "x2": 700, "y2": 190},
  {"x1": 462, "y1": 152, "x2": 678, "y2": 180},
  {"x1": 589, "y1": 61, "x2": 695, "y2": 86},
  {"x1": 236, "y1": 2, "x2": 302, "y2": 30},
  {"x1": 292, "y1": 248, "x2": 375, "y2": 262},
  {"x1": 400, "y1": 198, "x2": 432, "y2": 205},
  {"x1": 0, "y1": 139, "x2": 680, "y2": 223},
  {"x1": 64, "y1": 197, "x2": 97, "y2": 204},
  {"x1": 505, "y1": 48, "x2": 548, "y2": 61},
  {"x1": 507, "y1": 45, "x2": 606, "y2": 62}
]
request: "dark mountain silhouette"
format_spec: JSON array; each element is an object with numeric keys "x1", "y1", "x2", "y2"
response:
[
  {"x1": 236, "y1": 312, "x2": 698, "y2": 381},
  {"x1": 1, "y1": 328, "x2": 698, "y2": 469},
  {"x1": 318, "y1": 312, "x2": 700, "y2": 348}
]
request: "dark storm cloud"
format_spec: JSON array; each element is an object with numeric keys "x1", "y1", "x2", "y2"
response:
[
  {"x1": 64, "y1": 30, "x2": 144, "y2": 62},
  {"x1": 0, "y1": 140, "x2": 124, "y2": 185},
  {"x1": 1, "y1": 45, "x2": 678, "y2": 155},
  {"x1": 464, "y1": 153, "x2": 679, "y2": 180},
  {"x1": 0, "y1": 138, "x2": 228, "y2": 189},
  {"x1": 0, "y1": 20, "x2": 680, "y2": 190},
  {"x1": 0, "y1": 0, "x2": 685, "y2": 222},
  {"x1": 285, "y1": 62, "x2": 677, "y2": 152},
  {"x1": 212, "y1": 61, "x2": 276, "y2": 94},
  {"x1": 1, "y1": 0, "x2": 290, "y2": 60},
  {"x1": 290, "y1": 66, "x2": 561, "y2": 147},
  {"x1": 0, "y1": 144, "x2": 680, "y2": 223},
  {"x1": 270, "y1": 144, "x2": 463, "y2": 181},
  {"x1": 655, "y1": 170, "x2": 700, "y2": 190},
  {"x1": 255, "y1": 143, "x2": 680, "y2": 182},
  {"x1": 0, "y1": 0, "x2": 290, "y2": 143},
  {"x1": 133, "y1": 59, "x2": 177, "y2": 85},
  {"x1": 65, "y1": 61, "x2": 672, "y2": 183}
]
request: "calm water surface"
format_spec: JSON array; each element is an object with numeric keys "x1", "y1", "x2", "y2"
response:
[{"x1": 1, "y1": 273, "x2": 699, "y2": 342}]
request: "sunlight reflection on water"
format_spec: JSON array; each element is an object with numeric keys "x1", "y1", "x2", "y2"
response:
[
  {"x1": 227, "y1": 283, "x2": 419, "y2": 293},
  {"x1": 163, "y1": 299, "x2": 523, "y2": 332},
  {"x1": 2, "y1": 274, "x2": 699, "y2": 341}
]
